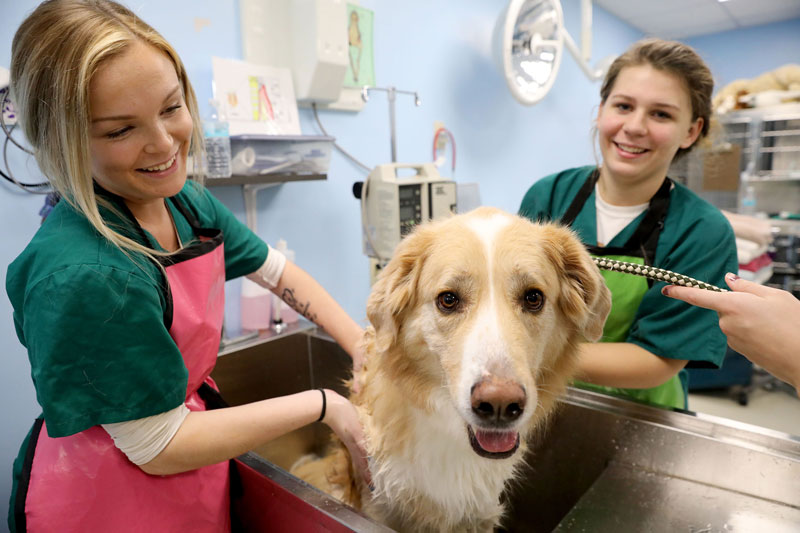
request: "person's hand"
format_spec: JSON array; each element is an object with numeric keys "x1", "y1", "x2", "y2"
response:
[
  {"x1": 321, "y1": 389, "x2": 372, "y2": 489},
  {"x1": 349, "y1": 326, "x2": 367, "y2": 374},
  {"x1": 350, "y1": 343, "x2": 367, "y2": 395},
  {"x1": 662, "y1": 273, "x2": 800, "y2": 390},
  {"x1": 351, "y1": 342, "x2": 366, "y2": 376}
]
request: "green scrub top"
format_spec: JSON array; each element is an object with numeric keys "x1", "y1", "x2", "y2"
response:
[
  {"x1": 519, "y1": 166, "x2": 738, "y2": 409},
  {"x1": 6, "y1": 180, "x2": 268, "y2": 438}
]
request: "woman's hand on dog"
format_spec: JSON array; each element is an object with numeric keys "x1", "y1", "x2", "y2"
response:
[
  {"x1": 350, "y1": 343, "x2": 367, "y2": 394},
  {"x1": 321, "y1": 389, "x2": 373, "y2": 488}
]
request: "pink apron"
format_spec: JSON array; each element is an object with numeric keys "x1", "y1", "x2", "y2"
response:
[{"x1": 16, "y1": 199, "x2": 231, "y2": 532}]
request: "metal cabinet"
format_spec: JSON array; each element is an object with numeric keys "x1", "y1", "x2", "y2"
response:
[
  {"x1": 670, "y1": 104, "x2": 800, "y2": 296},
  {"x1": 753, "y1": 112, "x2": 800, "y2": 180},
  {"x1": 670, "y1": 104, "x2": 800, "y2": 212},
  {"x1": 718, "y1": 104, "x2": 800, "y2": 214},
  {"x1": 721, "y1": 105, "x2": 800, "y2": 296}
]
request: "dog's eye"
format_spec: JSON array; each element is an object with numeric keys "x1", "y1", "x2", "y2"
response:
[
  {"x1": 437, "y1": 291, "x2": 460, "y2": 312},
  {"x1": 523, "y1": 289, "x2": 545, "y2": 312}
]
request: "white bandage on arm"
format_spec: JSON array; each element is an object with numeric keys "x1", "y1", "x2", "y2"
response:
[
  {"x1": 102, "y1": 404, "x2": 190, "y2": 465},
  {"x1": 245, "y1": 245, "x2": 287, "y2": 289}
]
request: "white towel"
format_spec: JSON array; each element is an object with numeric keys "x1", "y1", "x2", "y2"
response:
[
  {"x1": 736, "y1": 238, "x2": 768, "y2": 264},
  {"x1": 722, "y1": 210, "x2": 774, "y2": 247}
]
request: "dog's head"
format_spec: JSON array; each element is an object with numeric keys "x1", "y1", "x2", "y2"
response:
[{"x1": 365, "y1": 207, "x2": 611, "y2": 460}]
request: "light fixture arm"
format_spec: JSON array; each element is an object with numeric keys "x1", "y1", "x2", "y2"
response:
[
  {"x1": 580, "y1": 0, "x2": 592, "y2": 62},
  {"x1": 562, "y1": 26, "x2": 604, "y2": 81},
  {"x1": 561, "y1": 0, "x2": 608, "y2": 82}
]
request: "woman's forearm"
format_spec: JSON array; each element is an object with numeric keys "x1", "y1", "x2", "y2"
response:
[
  {"x1": 275, "y1": 261, "x2": 364, "y2": 360},
  {"x1": 576, "y1": 342, "x2": 687, "y2": 389},
  {"x1": 140, "y1": 390, "x2": 324, "y2": 475}
]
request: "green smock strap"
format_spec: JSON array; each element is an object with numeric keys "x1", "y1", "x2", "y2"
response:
[{"x1": 574, "y1": 254, "x2": 687, "y2": 410}]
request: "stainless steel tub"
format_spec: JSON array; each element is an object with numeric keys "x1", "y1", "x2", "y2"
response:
[{"x1": 213, "y1": 326, "x2": 800, "y2": 532}]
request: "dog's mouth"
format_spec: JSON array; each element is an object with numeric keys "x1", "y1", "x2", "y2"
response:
[{"x1": 467, "y1": 425, "x2": 520, "y2": 459}]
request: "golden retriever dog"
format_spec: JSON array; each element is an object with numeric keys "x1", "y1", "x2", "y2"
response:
[{"x1": 292, "y1": 207, "x2": 611, "y2": 532}]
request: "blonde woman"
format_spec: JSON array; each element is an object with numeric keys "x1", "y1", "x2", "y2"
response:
[{"x1": 6, "y1": 1, "x2": 368, "y2": 531}]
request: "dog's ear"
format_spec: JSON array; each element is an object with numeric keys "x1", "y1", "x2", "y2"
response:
[
  {"x1": 542, "y1": 224, "x2": 612, "y2": 341},
  {"x1": 366, "y1": 228, "x2": 431, "y2": 352}
]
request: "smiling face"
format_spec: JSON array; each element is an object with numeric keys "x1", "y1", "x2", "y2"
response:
[
  {"x1": 88, "y1": 41, "x2": 192, "y2": 216},
  {"x1": 597, "y1": 64, "x2": 702, "y2": 201}
]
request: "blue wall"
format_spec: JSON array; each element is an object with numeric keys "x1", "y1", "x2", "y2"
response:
[
  {"x1": 686, "y1": 17, "x2": 800, "y2": 88},
  {"x1": 1, "y1": 0, "x2": 798, "y2": 522}
]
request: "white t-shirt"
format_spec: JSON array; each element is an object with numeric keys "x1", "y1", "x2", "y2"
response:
[{"x1": 595, "y1": 187, "x2": 649, "y2": 247}]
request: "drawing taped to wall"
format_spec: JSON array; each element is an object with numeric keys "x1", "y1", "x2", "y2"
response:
[
  {"x1": 344, "y1": 4, "x2": 375, "y2": 88},
  {"x1": 212, "y1": 56, "x2": 301, "y2": 135}
]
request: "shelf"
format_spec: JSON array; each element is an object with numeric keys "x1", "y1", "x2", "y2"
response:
[
  {"x1": 759, "y1": 146, "x2": 800, "y2": 153},
  {"x1": 218, "y1": 319, "x2": 317, "y2": 356},
  {"x1": 718, "y1": 116, "x2": 754, "y2": 125},
  {"x1": 205, "y1": 173, "x2": 326, "y2": 187},
  {"x1": 761, "y1": 129, "x2": 800, "y2": 138},
  {"x1": 751, "y1": 172, "x2": 800, "y2": 181}
]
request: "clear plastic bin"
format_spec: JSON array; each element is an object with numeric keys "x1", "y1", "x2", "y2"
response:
[{"x1": 229, "y1": 135, "x2": 334, "y2": 176}]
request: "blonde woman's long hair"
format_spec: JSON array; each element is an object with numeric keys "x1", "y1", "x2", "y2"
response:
[{"x1": 10, "y1": 0, "x2": 206, "y2": 266}]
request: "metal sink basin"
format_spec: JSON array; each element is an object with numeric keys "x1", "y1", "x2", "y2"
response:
[
  {"x1": 212, "y1": 326, "x2": 800, "y2": 532},
  {"x1": 505, "y1": 390, "x2": 800, "y2": 532}
]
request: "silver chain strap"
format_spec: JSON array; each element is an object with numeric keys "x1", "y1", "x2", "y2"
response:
[{"x1": 592, "y1": 257, "x2": 728, "y2": 292}]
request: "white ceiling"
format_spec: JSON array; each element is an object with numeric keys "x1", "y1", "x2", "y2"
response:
[{"x1": 594, "y1": 0, "x2": 800, "y2": 40}]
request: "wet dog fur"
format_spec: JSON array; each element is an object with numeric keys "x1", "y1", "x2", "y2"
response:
[{"x1": 292, "y1": 207, "x2": 611, "y2": 532}]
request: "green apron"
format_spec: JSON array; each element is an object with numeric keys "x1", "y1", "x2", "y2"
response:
[{"x1": 561, "y1": 170, "x2": 686, "y2": 410}]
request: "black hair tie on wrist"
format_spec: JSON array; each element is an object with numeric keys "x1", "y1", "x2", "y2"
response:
[{"x1": 317, "y1": 388, "x2": 327, "y2": 422}]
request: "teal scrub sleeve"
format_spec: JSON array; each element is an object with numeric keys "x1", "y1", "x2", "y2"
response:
[
  {"x1": 178, "y1": 181, "x2": 268, "y2": 280},
  {"x1": 519, "y1": 167, "x2": 599, "y2": 245},
  {"x1": 627, "y1": 215, "x2": 738, "y2": 367},
  {"x1": 21, "y1": 263, "x2": 188, "y2": 437},
  {"x1": 519, "y1": 174, "x2": 559, "y2": 221},
  {"x1": 519, "y1": 166, "x2": 593, "y2": 215}
]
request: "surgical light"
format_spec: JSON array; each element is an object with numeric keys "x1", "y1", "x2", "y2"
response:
[{"x1": 494, "y1": 0, "x2": 616, "y2": 106}]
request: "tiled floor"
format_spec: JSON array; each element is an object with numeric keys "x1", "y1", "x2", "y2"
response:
[{"x1": 688, "y1": 373, "x2": 800, "y2": 437}]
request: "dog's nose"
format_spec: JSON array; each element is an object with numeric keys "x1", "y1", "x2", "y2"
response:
[{"x1": 470, "y1": 377, "x2": 526, "y2": 424}]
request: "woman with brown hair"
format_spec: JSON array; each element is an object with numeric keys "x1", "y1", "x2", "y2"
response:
[{"x1": 519, "y1": 39, "x2": 738, "y2": 410}]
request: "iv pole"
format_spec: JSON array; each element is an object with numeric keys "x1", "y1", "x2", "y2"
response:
[{"x1": 360, "y1": 85, "x2": 421, "y2": 163}]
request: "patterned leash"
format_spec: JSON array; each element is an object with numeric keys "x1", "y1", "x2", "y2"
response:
[{"x1": 592, "y1": 257, "x2": 728, "y2": 292}]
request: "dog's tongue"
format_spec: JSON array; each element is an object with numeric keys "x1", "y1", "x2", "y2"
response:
[{"x1": 474, "y1": 429, "x2": 518, "y2": 453}]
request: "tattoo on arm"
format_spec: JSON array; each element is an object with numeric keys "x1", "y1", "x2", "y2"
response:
[{"x1": 281, "y1": 287, "x2": 318, "y2": 323}]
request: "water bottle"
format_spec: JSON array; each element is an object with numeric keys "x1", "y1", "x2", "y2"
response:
[
  {"x1": 240, "y1": 278, "x2": 272, "y2": 332},
  {"x1": 203, "y1": 99, "x2": 232, "y2": 178},
  {"x1": 741, "y1": 184, "x2": 757, "y2": 216}
]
